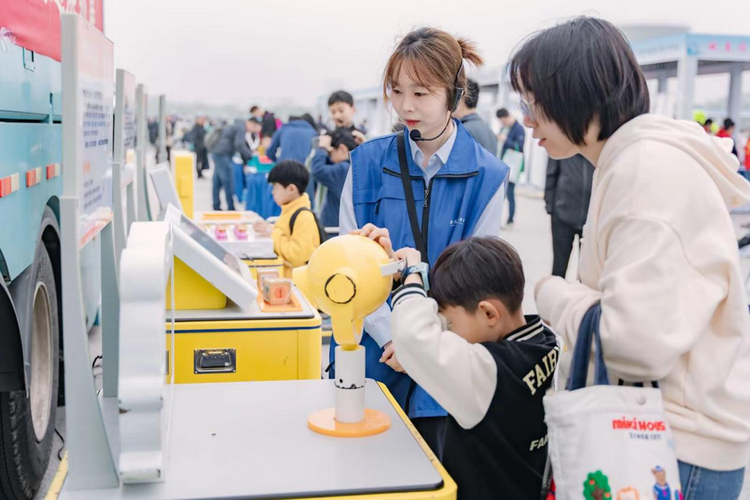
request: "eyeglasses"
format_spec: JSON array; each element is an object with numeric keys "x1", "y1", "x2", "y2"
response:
[{"x1": 519, "y1": 98, "x2": 537, "y2": 122}]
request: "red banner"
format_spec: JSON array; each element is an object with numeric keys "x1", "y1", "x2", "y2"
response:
[{"x1": 0, "y1": 0, "x2": 104, "y2": 62}]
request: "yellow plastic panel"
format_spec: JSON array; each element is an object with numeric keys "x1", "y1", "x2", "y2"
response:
[
  {"x1": 168, "y1": 329, "x2": 298, "y2": 384},
  {"x1": 165, "y1": 257, "x2": 227, "y2": 310},
  {"x1": 172, "y1": 151, "x2": 195, "y2": 219},
  {"x1": 297, "y1": 325, "x2": 322, "y2": 379}
]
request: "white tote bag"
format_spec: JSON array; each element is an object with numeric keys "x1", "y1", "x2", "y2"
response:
[
  {"x1": 542, "y1": 305, "x2": 682, "y2": 500},
  {"x1": 502, "y1": 148, "x2": 524, "y2": 183}
]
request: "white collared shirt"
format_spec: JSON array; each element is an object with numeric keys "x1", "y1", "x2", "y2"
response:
[{"x1": 408, "y1": 123, "x2": 459, "y2": 182}]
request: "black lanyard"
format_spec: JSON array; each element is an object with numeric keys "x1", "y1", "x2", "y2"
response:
[{"x1": 396, "y1": 132, "x2": 428, "y2": 263}]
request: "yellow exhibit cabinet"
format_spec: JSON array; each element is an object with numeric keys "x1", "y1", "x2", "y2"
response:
[
  {"x1": 171, "y1": 151, "x2": 195, "y2": 218},
  {"x1": 162, "y1": 206, "x2": 321, "y2": 384},
  {"x1": 149, "y1": 158, "x2": 285, "y2": 279}
]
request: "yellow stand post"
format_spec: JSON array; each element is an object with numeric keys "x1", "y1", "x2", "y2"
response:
[{"x1": 172, "y1": 151, "x2": 195, "y2": 219}]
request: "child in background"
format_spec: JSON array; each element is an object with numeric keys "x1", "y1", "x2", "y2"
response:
[
  {"x1": 327, "y1": 90, "x2": 366, "y2": 144},
  {"x1": 311, "y1": 128, "x2": 358, "y2": 230},
  {"x1": 253, "y1": 160, "x2": 324, "y2": 277}
]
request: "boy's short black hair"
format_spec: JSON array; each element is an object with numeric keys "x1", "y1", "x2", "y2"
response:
[
  {"x1": 250, "y1": 105, "x2": 261, "y2": 113},
  {"x1": 330, "y1": 128, "x2": 358, "y2": 152},
  {"x1": 431, "y1": 237, "x2": 525, "y2": 314},
  {"x1": 464, "y1": 79, "x2": 480, "y2": 109},
  {"x1": 300, "y1": 113, "x2": 317, "y2": 130},
  {"x1": 328, "y1": 91, "x2": 354, "y2": 107},
  {"x1": 268, "y1": 160, "x2": 309, "y2": 195},
  {"x1": 496, "y1": 108, "x2": 510, "y2": 119},
  {"x1": 724, "y1": 118, "x2": 735, "y2": 129},
  {"x1": 509, "y1": 16, "x2": 649, "y2": 146}
]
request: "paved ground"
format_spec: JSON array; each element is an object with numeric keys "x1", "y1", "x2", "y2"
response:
[{"x1": 37, "y1": 159, "x2": 750, "y2": 499}]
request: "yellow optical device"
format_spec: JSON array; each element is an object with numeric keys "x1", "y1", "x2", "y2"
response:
[{"x1": 294, "y1": 235, "x2": 402, "y2": 437}]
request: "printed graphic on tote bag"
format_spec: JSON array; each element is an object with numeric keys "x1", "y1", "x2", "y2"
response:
[{"x1": 583, "y1": 471, "x2": 612, "y2": 500}]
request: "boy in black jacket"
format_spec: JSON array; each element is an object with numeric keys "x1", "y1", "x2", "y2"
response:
[{"x1": 365, "y1": 231, "x2": 559, "y2": 500}]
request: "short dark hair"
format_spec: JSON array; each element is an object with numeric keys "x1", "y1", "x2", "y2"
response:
[
  {"x1": 330, "y1": 128, "x2": 358, "y2": 152},
  {"x1": 509, "y1": 17, "x2": 649, "y2": 146},
  {"x1": 328, "y1": 91, "x2": 354, "y2": 107},
  {"x1": 430, "y1": 237, "x2": 525, "y2": 314},
  {"x1": 464, "y1": 79, "x2": 480, "y2": 109},
  {"x1": 250, "y1": 105, "x2": 261, "y2": 113},
  {"x1": 704, "y1": 118, "x2": 714, "y2": 126},
  {"x1": 267, "y1": 160, "x2": 309, "y2": 195},
  {"x1": 294, "y1": 113, "x2": 317, "y2": 130},
  {"x1": 496, "y1": 108, "x2": 510, "y2": 119},
  {"x1": 724, "y1": 118, "x2": 735, "y2": 129}
]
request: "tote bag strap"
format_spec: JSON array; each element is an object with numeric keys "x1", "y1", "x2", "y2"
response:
[{"x1": 566, "y1": 303, "x2": 610, "y2": 390}]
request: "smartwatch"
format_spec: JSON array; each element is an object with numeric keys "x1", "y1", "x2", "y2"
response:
[{"x1": 401, "y1": 262, "x2": 430, "y2": 292}]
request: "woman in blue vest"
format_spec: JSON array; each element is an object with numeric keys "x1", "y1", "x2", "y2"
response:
[{"x1": 333, "y1": 27, "x2": 509, "y2": 457}]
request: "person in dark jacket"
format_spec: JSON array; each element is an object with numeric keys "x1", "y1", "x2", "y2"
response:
[
  {"x1": 266, "y1": 114, "x2": 319, "y2": 204},
  {"x1": 266, "y1": 114, "x2": 318, "y2": 164},
  {"x1": 496, "y1": 108, "x2": 526, "y2": 224},
  {"x1": 497, "y1": 108, "x2": 526, "y2": 225},
  {"x1": 544, "y1": 154, "x2": 595, "y2": 277},
  {"x1": 148, "y1": 119, "x2": 158, "y2": 145},
  {"x1": 250, "y1": 105, "x2": 279, "y2": 149},
  {"x1": 311, "y1": 128, "x2": 357, "y2": 230},
  {"x1": 210, "y1": 118, "x2": 255, "y2": 210},
  {"x1": 453, "y1": 79, "x2": 498, "y2": 155},
  {"x1": 190, "y1": 116, "x2": 209, "y2": 178},
  {"x1": 716, "y1": 118, "x2": 739, "y2": 158}
]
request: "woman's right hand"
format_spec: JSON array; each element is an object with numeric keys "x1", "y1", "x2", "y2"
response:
[{"x1": 351, "y1": 224, "x2": 393, "y2": 258}]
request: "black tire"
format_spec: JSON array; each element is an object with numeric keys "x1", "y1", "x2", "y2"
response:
[{"x1": 0, "y1": 245, "x2": 60, "y2": 500}]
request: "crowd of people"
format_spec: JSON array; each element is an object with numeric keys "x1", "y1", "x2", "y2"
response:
[{"x1": 155, "y1": 18, "x2": 750, "y2": 500}]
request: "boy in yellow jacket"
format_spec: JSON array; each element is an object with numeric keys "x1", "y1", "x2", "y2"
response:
[{"x1": 253, "y1": 160, "x2": 323, "y2": 277}]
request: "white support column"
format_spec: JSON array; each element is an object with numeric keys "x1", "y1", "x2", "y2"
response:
[
  {"x1": 728, "y1": 66, "x2": 743, "y2": 124},
  {"x1": 657, "y1": 72, "x2": 669, "y2": 94},
  {"x1": 157, "y1": 95, "x2": 167, "y2": 164},
  {"x1": 676, "y1": 55, "x2": 698, "y2": 120},
  {"x1": 728, "y1": 66, "x2": 744, "y2": 150},
  {"x1": 101, "y1": 222, "x2": 120, "y2": 398},
  {"x1": 118, "y1": 222, "x2": 172, "y2": 483},
  {"x1": 135, "y1": 84, "x2": 150, "y2": 222},
  {"x1": 60, "y1": 200, "x2": 119, "y2": 490},
  {"x1": 60, "y1": 12, "x2": 119, "y2": 490}
]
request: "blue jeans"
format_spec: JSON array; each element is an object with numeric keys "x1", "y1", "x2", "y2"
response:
[
  {"x1": 507, "y1": 181, "x2": 516, "y2": 222},
  {"x1": 678, "y1": 461, "x2": 744, "y2": 500},
  {"x1": 211, "y1": 153, "x2": 235, "y2": 210}
]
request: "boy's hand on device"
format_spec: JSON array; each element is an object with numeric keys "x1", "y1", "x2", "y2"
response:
[
  {"x1": 394, "y1": 248, "x2": 421, "y2": 267},
  {"x1": 253, "y1": 220, "x2": 270, "y2": 235},
  {"x1": 352, "y1": 130, "x2": 366, "y2": 145},
  {"x1": 379, "y1": 341, "x2": 406, "y2": 373},
  {"x1": 318, "y1": 134, "x2": 332, "y2": 152}
]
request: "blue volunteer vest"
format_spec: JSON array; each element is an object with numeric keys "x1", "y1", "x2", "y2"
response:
[{"x1": 330, "y1": 120, "x2": 508, "y2": 419}]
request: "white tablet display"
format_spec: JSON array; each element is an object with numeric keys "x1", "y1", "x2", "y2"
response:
[
  {"x1": 149, "y1": 163, "x2": 182, "y2": 217},
  {"x1": 163, "y1": 205, "x2": 257, "y2": 305}
]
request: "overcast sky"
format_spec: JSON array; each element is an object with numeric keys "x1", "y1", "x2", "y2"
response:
[{"x1": 104, "y1": 0, "x2": 750, "y2": 110}]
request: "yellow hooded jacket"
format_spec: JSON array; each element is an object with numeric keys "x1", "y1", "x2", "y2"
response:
[{"x1": 271, "y1": 193, "x2": 320, "y2": 277}]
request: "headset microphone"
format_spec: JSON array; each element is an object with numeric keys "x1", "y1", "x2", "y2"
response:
[{"x1": 409, "y1": 117, "x2": 451, "y2": 142}]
